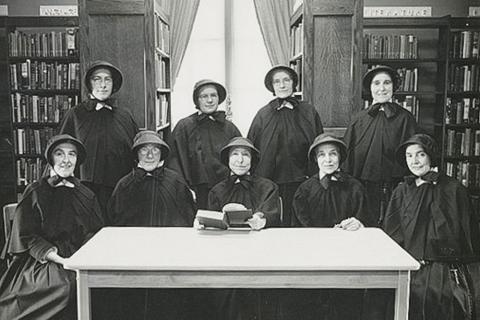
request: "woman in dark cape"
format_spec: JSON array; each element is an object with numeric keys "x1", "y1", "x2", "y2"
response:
[
  {"x1": 290, "y1": 133, "x2": 367, "y2": 320},
  {"x1": 168, "y1": 79, "x2": 241, "y2": 209},
  {"x1": 343, "y1": 65, "x2": 417, "y2": 227},
  {"x1": 382, "y1": 134, "x2": 480, "y2": 320},
  {"x1": 58, "y1": 60, "x2": 138, "y2": 213},
  {"x1": 247, "y1": 65, "x2": 323, "y2": 227},
  {"x1": 105, "y1": 130, "x2": 196, "y2": 320},
  {"x1": 0, "y1": 134, "x2": 104, "y2": 320}
]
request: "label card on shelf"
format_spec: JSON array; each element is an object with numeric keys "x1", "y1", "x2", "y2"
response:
[
  {"x1": 0, "y1": 5, "x2": 8, "y2": 16},
  {"x1": 39, "y1": 5, "x2": 78, "y2": 16},
  {"x1": 469, "y1": 7, "x2": 480, "y2": 17},
  {"x1": 364, "y1": 7, "x2": 432, "y2": 18}
]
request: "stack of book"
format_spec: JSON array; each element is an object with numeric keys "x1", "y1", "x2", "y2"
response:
[{"x1": 450, "y1": 30, "x2": 480, "y2": 59}]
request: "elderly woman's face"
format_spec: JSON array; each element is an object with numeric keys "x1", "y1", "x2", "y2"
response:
[
  {"x1": 405, "y1": 144, "x2": 431, "y2": 177},
  {"x1": 52, "y1": 142, "x2": 77, "y2": 178},
  {"x1": 90, "y1": 68, "x2": 113, "y2": 101},
  {"x1": 272, "y1": 71, "x2": 293, "y2": 98},
  {"x1": 229, "y1": 147, "x2": 251, "y2": 176},
  {"x1": 197, "y1": 85, "x2": 219, "y2": 114},
  {"x1": 316, "y1": 143, "x2": 340, "y2": 175},
  {"x1": 137, "y1": 143, "x2": 162, "y2": 172},
  {"x1": 370, "y1": 72, "x2": 393, "y2": 103}
]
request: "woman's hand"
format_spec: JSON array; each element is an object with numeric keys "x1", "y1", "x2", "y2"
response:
[
  {"x1": 193, "y1": 218, "x2": 205, "y2": 230},
  {"x1": 248, "y1": 212, "x2": 266, "y2": 231},
  {"x1": 334, "y1": 217, "x2": 364, "y2": 231},
  {"x1": 45, "y1": 248, "x2": 67, "y2": 265}
]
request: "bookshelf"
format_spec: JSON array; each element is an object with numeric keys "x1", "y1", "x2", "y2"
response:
[
  {"x1": 443, "y1": 17, "x2": 480, "y2": 203},
  {"x1": 2, "y1": 17, "x2": 80, "y2": 197},
  {"x1": 288, "y1": 0, "x2": 363, "y2": 134},
  {"x1": 78, "y1": 0, "x2": 171, "y2": 136},
  {"x1": 362, "y1": 17, "x2": 450, "y2": 130}
]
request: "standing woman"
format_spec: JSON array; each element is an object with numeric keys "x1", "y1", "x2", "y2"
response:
[
  {"x1": 168, "y1": 79, "x2": 241, "y2": 209},
  {"x1": 382, "y1": 134, "x2": 480, "y2": 320},
  {"x1": 247, "y1": 65, "x2": 323, "y2": 226},
  {"x1": 0, "y1": 134, "x2": 104, "y2": 320},
  {"x1": 343, "y1": 65, "x2": 417, "y2": 227},
  {"x1": 58, "y1": 60, "x2": 139, "y2": 213}
]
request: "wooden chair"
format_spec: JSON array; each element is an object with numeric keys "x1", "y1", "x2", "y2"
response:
[
  {"x1": 3, "y1": 203, "x2": 17, "y2": 266},
  {"x1": 279, "y1": 197, "x2": 283, "y2": 224}
]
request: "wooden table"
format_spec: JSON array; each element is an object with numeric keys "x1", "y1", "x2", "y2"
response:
[{"x1": 64, "y1": 227, "x2": 420, "y2": 320}]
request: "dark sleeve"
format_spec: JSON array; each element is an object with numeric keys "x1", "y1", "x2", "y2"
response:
[
  {"x1": 81, "y1": 194, "x2": 105, "y2": 244},
  {"x1": 57, "y1": 108, "x2": 76, "y2": 136},
  {"x1": 106, "y1": 183, "x2": 121, "y2": 226},
  {"x1": 207, "y1": 187, "x2": 222, "y2": 212},
  {"x1": 176, "y1": 182, "x2": 197, "y2": 226},
  {"x1": 256, "y1": 182, "x2": 280, "y2": 228},
  {"x1": 167, "y1": 122, "x2": 192, "y2": 186},
  {"x1": 313, "y1": 109, "x2": 324, "y2": 135},
  {"x1": 351, "y1": 182, "x2": 371, "y2": 227},
  {"x1": 292, "y1": 185, "x2": 312, "y2": 227},
  {"x1": 8, "y1": 188, "x2": 55, "y2": 262},
  {"x1": 342, "y1": 121, "x2": 355, "y2": 174},
  {"x1": 383, "y1": 185, "x2": 405, "y2": 246},
  {"x1": 247, "y1": 113, "x2": 262, "y2": 148}
]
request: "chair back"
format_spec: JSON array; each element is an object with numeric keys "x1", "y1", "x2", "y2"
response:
[
  {"x1": 279, "y1": 197, "x2": 283, "y2": 224},
  {"x1": 3, "y1": 203, "x2": 17, "y2": 248}
]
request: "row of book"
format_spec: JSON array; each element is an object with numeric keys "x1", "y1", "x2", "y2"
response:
[
  {"x1": 16, "y1": 158, "x2": 46, "y2": 187},
  {"x1": 445, "y1": 128, "x2": 480, "y2": 157},
  {"x1": 446, "y1": 161, "x2": 480, "y2": 189},
  {"x1": 397, "y1": 67, "x2": 418, "y2": 92},
  {"x1": 289, "y1": 59, "x2": 303, "y2": 92},
  {"x1": 10, "y1": 62, "x2": 81, "y2": 91},
  {"x1": 450, "y1": 31, "x2": 480, "y2": 59},
  {"x1": 9, "y1": 28, "x2": 78, "y2": 57},
  {"x1": 13, "y1": 127, "x2": 55, "y2": 156},
  {"x1": 11, "y1": 93, "x2": 79, "y2": 124},
  {"x1": 155, "y1": 58, "x2": 169, "y2": 89},
  {"x1": 362, "y1": 33, "x2": 418, "y2": 59},
  {"x1": 155, "y1": 94, "x2": 170, "y2": 129},
  {"x1": 448, "y1": 64, "x2": 480, "y2": 92},
  {"x1": 445, "y1": 97, "x2": 480, "y2": 125},
  {"x1": 155, "y1": 13, "x2": 170, "y2": 54},
  {"x1": 290, "y1": 22, "x2": 303, "y2": 58}
]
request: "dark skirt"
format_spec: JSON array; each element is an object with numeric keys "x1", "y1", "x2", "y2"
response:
[{"x1": 0, "y1": 254, "x2": 76, "y2": 320}]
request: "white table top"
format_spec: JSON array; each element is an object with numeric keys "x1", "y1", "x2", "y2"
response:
[{"x1": 64, "y1": 227, "x2": 420, "y2": 271}]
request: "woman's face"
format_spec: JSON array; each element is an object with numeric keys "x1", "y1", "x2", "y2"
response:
[
  {"x1": 316, "y1": 143, "x2": 340, "y2": 175},
  {"x1": 90, "y1": 68, "x2": 113, "y2": 101},
  {"x1": 229, "y1": 147, "x2": 251, "y2": 176},
  {"x1": 370, "y1": 72, "x2": 393, "y2": 103},
  {"x1": 137, "y1": 143, "x2": 162, "y2": 172},
  {"x1": 405, "y1": 144, "x2": 431, "y2": 177},
  {"x1": 272, "y1": 71, "x2": 294, "y2": 98},
  {"x1": 197, "y1": 85, "x2": 219, "y2": 114},
  {"x1": 52, "y1": 142, "x2": 77, "y2": 178}
]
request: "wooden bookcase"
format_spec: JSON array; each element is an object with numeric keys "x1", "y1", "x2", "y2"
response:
[
  {"x1": 362, "y1": 16, "x2": 450, "y2": 134},
  {"x1": 2, "y1": 16, "x2": 80, "y2": 198},
  {"x1": 443, "y1": 17, "x2": 480, "y2": 203},
  {"x1": 288, "y1": 0, "x2": 364, "y2": 135},
  {"x1": 78, "y1": 0, "x2": 171, "y2": 135}
]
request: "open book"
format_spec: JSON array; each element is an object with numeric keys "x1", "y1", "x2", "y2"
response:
[{"x1": 196, "y1": 209, "x2": 253, "y2": 229}]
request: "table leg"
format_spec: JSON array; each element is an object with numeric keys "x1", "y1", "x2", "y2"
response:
[
  {"x1": 394, "y1": 271, "x2": 410, "y2": 320},
  {"x1": 77, "y1": 271, "x2": 91, "y2": 320}
]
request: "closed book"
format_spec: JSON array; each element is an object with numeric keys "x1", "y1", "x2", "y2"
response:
[{"x1": 196, "y1": 210, "x2": 228, "y2": 230}]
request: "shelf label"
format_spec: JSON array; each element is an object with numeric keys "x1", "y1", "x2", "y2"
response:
[
  {"x1": 0, "y1": 5, "x2": 8, "y2": 16},
  {"x1": 364, "y1": 7, "x2": 432, "y2": 18},
  {"x1": 39, "y1": 5, "x2": 78, "y2": 16},
  {"x1": 469, "y1": 7, "x2": 480, "y2": 17}
]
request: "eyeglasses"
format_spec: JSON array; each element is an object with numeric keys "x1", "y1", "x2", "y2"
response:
[
  {"x1": 139, "y1": 146, "x2": 161, "y2": 155},
  {"x1": 198, "y1": 93, "x2": 219, "y2": 100},
  {"x1": 91, "y1": 76, "x2": 113, "y2": 85},
  {"x1": 272, "y1": 78, "x2": 292, "y2": 86}
]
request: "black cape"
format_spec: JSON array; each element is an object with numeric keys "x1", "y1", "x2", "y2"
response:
[
  {"x1": 108, "y1": 166, "x2": 196, "y2": 227},
  {"x1": 247, "y1": 99, "x2": 323, "y2": 184},
  {"x1": 208, "y1": 174, "x2": 280, "y2": 227},
  {"x1": 383, "y1": 174, "x2": 480, "y2": 320},
  {"x1": 343, "y1": 102, "x2": 416, "y2": 182},
  {"x1": 58, "y1": 99, "x2": 139, "y2": 188},
  {"x1": 292, "y1": 172, "x2": 369, "y2": 227},
  {"x1": 0, "y1": 177, "x2": 104, "y2": 320},
  {"x1": 167, "y1": 111, "x2": 241, "y2": 189}
]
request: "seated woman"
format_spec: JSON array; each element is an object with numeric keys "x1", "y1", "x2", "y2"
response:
[
  {"x1": 382, "y1": 133, "x2": 480, "y2": 320},
  {"x1": 0, "y1": 134, "x2": 104, "y2": 320},
  {"x1": 207, "y1": 136, "x2": 280, "y2": 229},
  {"x1": 106, "y1": 130, "x2": 196, "y2": 320},
  {"x1": 289, "y1": 133, "x2": 368, "y2": 320}
]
